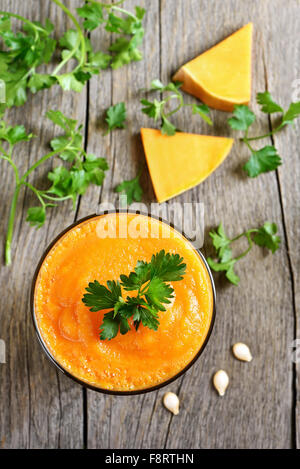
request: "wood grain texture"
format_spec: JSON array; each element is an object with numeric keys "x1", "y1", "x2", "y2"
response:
[
  {"x1": 0, "y1": 0, "x2": 298, "y2": 449},
  {"x1": 79, "y1": 0, "x2": 163, "y2": 450},
  {"x1": 261, "y1": 0, "x2": 300, "y2": 448},
  {"x1": 158, "y1": 0, "x2": 295, "y2": 450},
  {"x1": 0, "y1": 0, "x2": 85, "y2": 449}
]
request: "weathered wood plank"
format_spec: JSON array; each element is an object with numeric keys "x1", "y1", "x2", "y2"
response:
[
  {"x1": 78, "y1": 0, "x2": 163, "y2": 449},
  {"x1": 262, "y1": 0, "x2": 300, "y2": 448},
  {"x1": 0, "y1": 0, "x2": 297, "y2": 449},
  {"x1": 0, "y1": 0, "x2": 85, "y2": 449},
  {"x1": 159, "y1": 0, "x2": 295, "y2": 449},
  {"x1": 74, "y1": 0, "x2": 115, "y2": 451},
  {"x1": 84, "y1": 0, "x2": 296, "y2": 449}
]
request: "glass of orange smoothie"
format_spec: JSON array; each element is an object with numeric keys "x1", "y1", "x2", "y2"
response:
[{"x1": 31, "y1": 211, "x2": 216, "y2": 395}]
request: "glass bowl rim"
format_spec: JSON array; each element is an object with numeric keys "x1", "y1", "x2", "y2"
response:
[{"x1": 31, "y1": 210, "x2": 217, "y2": 396}]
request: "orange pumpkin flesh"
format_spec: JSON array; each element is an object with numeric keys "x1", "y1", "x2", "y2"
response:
[
  {"x1": 173, "y1": 24, "x2": 253, "y2": 112},
  {"x1": 141, "y1": 128, "x2": 234, "y2": 203},
  {"x1": 34, "y1": 214, "x2": 214, "y2": 392}
]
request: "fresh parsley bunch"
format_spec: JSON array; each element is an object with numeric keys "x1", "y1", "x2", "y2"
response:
[
  {"x1": 0, "y1": 110, "x2": 108, "y2": 265},
  {"x1": 141, "y1": 79, "x2": 213, "y2": 136},
  {"x1": 208, "y1": 223, "x2": 281, "y2": 285},
  {"x1": 82, "y1": 250, "x2": 187, "y2": 340},
  {"x1": 77, "y1": 1, "x2": 146, "y2": 70},
  {"x1": 0, "y1": 0, "x2": 146, "y2": 110},
  {"x1": 0, "y1": 14, "x2": 57, "y2": 109},
  {"x1": 228, "y1": 91, "x2": 300, "y2": 177}
]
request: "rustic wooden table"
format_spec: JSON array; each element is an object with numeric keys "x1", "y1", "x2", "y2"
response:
[{"x1": 0, "y1": 0, "x2": 299, "y2": 450}]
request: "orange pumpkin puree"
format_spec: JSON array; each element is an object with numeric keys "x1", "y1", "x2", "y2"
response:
[{"x1": 34, "y1": 214, "x2": 214, "y2": 392}]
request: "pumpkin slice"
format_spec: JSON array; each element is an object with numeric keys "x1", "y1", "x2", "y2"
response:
[
  {"x1": 141, "y1": 128, "x2": 234, "y2": 203},
  {"x1": 173, "y1": 24, "x2": 253, "y2": 112}
]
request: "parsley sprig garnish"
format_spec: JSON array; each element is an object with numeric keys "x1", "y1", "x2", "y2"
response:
[
  {"x1": 82, "y1": 250, "x2": 187, "y2": 341},
  {"x1": 0, "y1": 0, "x2": 146, "y2": 110},
  {"x1": 208, "y1": 223, "x2": 281, "y2": 285},
  {"x1": 228, "y1": 91, "x2": 300, "y2": 177},
  {"x1": 141, "y1": 80, "x2": 213, "y2": 136},
  {"x1": 1, "y1": 110, "x2": 108, "y2": 265}
]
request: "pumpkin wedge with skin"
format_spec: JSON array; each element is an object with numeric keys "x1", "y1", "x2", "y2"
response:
[
  {"x1": 141, "y1": 128, "x2": 234, "y2": 203},
  {"x1": 173, "y1": 23, "x2": 253, "y2": 112}
]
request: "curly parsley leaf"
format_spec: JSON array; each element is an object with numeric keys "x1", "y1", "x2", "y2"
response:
[
  {"x1": 100, "y1": 313, "x2": 119, "y2": 340},
  {"x1": 161, "y1": 117, "x2": 177, "y2": 136},
  {"x1": 208, "y1": 223, "x2": 281, "y2": 286},
  {"x1": 82, "y1": 250, "x2": 186, "y2": 340},
  {"x1": 104, "y1": 5, "x2": 146, "y2": 69},
  {"x1": 229, "y1": 93, "x2": 300, "y2": 177},
  {"x1": 192, "y1": 104, "x2": 213, "y2": 126},
  {"x1": 208, "y1": 258, "x2": 239, "y2": 286},
  {"x1": 28, "y1": 73, "x2": 56, "y2": 93},
  {"x1": 145, "y1": 277, "x2": 173, "y2": 311},
  {"x1": 26, "y1": 206, "x2": 47, "y2": 229},
  {"x1": 56, "y1": 73, "x2": 84, "y2": 93},
  {"x1": 253, "y1": 223, "x2": 281, "y2": 254},
  {"x1": 257, "y1": 92, "x2": 283, "y2": 114},
  {"x1": 46, "y1": 109, "x2": 78, "y2": 133},
  {"x1": 141, "y1": 98, "x2": 164, "y2": 121},
  {"x1": 105, "y1": 102, "x2": 127, "y2": 133},
  {"x1": 109, "y1": 37, "x2": 141, "y2": 69},
  {"x1": 228, "y1": 105, "x2": 256, "y2": 131},
  {"x1": 121, "y1": 263, "x2": 151, "y2": 292},
  {"x1": 244, "y1": 146, "x2": 282, "y2": 178},
  {"x1": 83, "y1": 154, "x2": 109, "y2": 185},
  {"x1": 121, "y1": 250, "x2": 186, "y2": 291},
  {"x1": 148, "y1": 250, "x2": 186, "y2": 282},
  {"x1": 0, "y1": 123, "x2": 34, "y2": 145},
  {"x1": 76, "y1": 3, "x2": 105, "y2": 31},
  {"x1": 209, "y1": 224, "x2": 232, "y2": 262},
  {"x1": 149, "y1": 79, "x2": 182, "y2": 93},
  {"x1": 141, "y1": 79, "x2": 212, "y2": 135},
  {"x1": 281, "y1": 102, "x2": 300, "y2": 127},
  {"x1": 135, "y1": 309, "x2": 159, "y2": 332},
  {"x1": 115, "y1": 171, "x2": 143, "y2": 205},
  {"x1": 82, "y1": 280, "x2": 122, "y2": 312}
]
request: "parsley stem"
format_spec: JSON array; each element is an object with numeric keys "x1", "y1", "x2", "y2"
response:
[
  {"x1": 229, "y1": 230, "x2": 259, "y2": 262},
  {"x1": 230, "y1": 229, "x2": 258, "y2": 243},
  {"x1": 164, "y1": 94, "x2": 184, "y2": 118},
  {"x1": 111, "y1": 6, "x2": 139, "y2": 21},
  {"x1": 244, "y1": 122, "x2": 285, "y2": 143},
  {"x1": 21, "y1": 149, "x2": 62, "y2": 181},
  {"x1": 89, "y1": 0, "x2": 125, "y2": 8},
  {"x1": 245, "y1": 133, "x2": 273, "y2": 142},
  {"x1": 5, "y1": 184, "x2": 21, "y2": 266},
  {"x1": 51, "y1": 0, "x2": 87, "y2": 75},
  {"x1": 0, "y1": 11, "x2": 46, "y2": 36},
  {"x1": 88, "y1": 0, "x2": 133, "y2": 18},
  {"x1": 24, "y1": 184, "x2": 71, "y2": 206},
  {"x1": 243, "y1": 138, "x2": 255, "y2": 152},
  {"x1": 246, "y1": 126, "x2": 283, "y2": 142},
  {"x1": 23, "y1": 183, "x2": 46, "y2": 207},
  {"x1": 234, "y1": 233, "x2": 254, "y2": 261},
  {"x1": 42, "y1": 193, "x2": 71, "y2": 202},
  {"x1": 0, "y1": 145, "x2": 20, "y2": 183}
]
